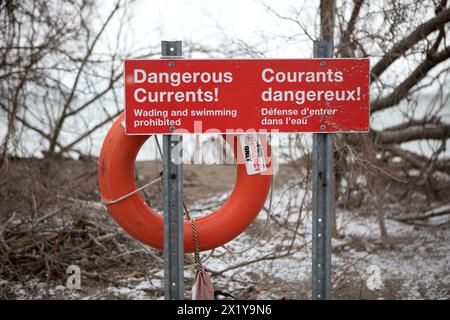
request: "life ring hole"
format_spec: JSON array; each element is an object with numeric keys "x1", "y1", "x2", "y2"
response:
[{"x1": 134, "y1": 134, "x2": 237, "y2": 219}]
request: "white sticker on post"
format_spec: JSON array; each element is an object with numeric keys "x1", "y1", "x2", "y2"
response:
[{"x1": 239, "y1": 134, "x2": 267, "y2": 175}]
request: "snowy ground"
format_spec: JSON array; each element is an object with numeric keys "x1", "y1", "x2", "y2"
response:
[{"x1": 3, "y1": 179, "x2": 448, "y2": 300}]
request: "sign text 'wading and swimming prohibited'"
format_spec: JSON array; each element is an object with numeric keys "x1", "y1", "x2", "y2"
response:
[{"x1": 124, "y1": 59, "x2": 370, "y2": 134}]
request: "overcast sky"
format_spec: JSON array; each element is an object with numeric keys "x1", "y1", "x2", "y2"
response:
[{"x1": 106, "y1": 0, "x2": 318, "y2": 58}]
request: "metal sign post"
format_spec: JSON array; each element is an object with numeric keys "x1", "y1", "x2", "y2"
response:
[
  {"x1": 161, "y1": 41, "x2": 184, "y2": 300},
  {"x1": 118, "y1": 39, "x2": 368, "y2": 300},
  {"x1": 312, "y1": 40, "x2": 334, "y2": 300}
]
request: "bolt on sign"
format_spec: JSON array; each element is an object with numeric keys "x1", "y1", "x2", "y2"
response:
[{"x1": 124, "y1": 59, "x2": 370, "y2": 134}]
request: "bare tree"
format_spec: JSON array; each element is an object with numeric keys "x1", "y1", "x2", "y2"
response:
[
  {"x1": 336, "y1": 1, "x2": 450, "y2": 204},
  {"x1": 0, "y1": 0, "x2": 159, "y2": 164}
]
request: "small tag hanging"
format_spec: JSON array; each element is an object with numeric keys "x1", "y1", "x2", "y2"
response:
[
  {"x1": 192, "y1": 267, "x2": 214, "y2": 300},
  {"x1": 239, "y1": 134, "x2": 267, "y2": 175}
]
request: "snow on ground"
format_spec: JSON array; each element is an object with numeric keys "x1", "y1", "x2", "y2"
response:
[
  {"x1": 3, "y1": 181, "x2": 449, "y2": 300},
  {"x1": 99, "y1": 184, "x2": 448, "y2": 300},
  {"x1": 332, "y1": 211, "x2": 449, "y2": 299}
]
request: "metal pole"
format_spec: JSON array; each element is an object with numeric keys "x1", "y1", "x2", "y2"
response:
[
  {"x1": 312, "y1": 40, "x2": 334, "y2": 300},
  {"x1": 161, "y1": 40, "x2": 184, "y2": 300}
]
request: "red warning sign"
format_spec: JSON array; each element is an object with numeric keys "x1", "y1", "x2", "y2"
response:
[{"x1": 124, "y1": 59, "x2": 370, "y2": 134}]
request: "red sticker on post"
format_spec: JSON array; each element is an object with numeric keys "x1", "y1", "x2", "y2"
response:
[
  {"x1": 239, "y1": 134, "x2": 267, "y2": 175},
  {"x1": 124, "y1": 59, "x2": 370, "y2": 134}
]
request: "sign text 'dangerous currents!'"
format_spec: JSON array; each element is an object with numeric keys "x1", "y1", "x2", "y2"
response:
[{"x1": 124, "y1": 59, "x2": 370, "y2": 134}]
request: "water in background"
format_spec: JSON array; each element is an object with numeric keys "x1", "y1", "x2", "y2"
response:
[{"x1": 1, "y1": 94, "x2": 449, "y2": 162}]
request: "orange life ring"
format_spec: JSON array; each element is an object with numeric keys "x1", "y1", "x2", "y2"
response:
[{"x1": 98, "y1": 113, "x2": 271, "y2": 252}]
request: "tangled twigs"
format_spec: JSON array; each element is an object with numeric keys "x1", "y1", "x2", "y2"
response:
[{"x1": 0, "y1": 195, "x2": 162, "y2": 298}]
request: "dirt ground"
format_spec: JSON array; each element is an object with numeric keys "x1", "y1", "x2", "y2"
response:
[
  {"x1": 0, "y1": 157, "x2": 449, "y2": 300},
  {"x1": 134, "y1": 160, "x2": 298, "y2": 211}
]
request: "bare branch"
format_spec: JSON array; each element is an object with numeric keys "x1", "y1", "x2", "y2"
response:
[
  {"x1": 47, "y1": 1, "x2": 122, "y2": 155},
  {"x1": 375, "y1": 123, "x2": 450, "y2": 144},
  {"x1": 372, "y1": 46, "x2": 450, "y2": 112},
  {"x1": 370, "y1": 7, "x2": 450, "y2": 82},
  {"x1": 58, "y1": 110, "x2": 122, "y2": 154},
  {"x1": 337, "y1": 0, "x2": 365, "y2": 57}
]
